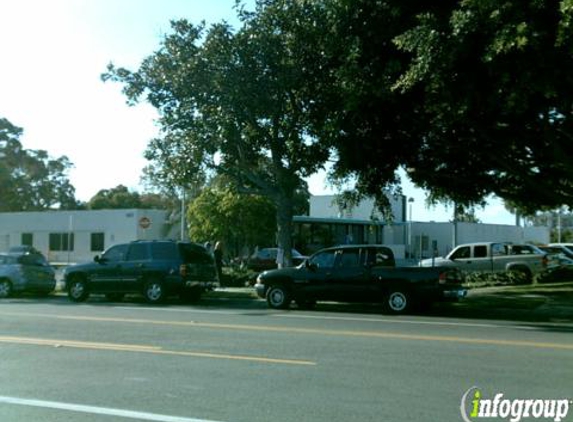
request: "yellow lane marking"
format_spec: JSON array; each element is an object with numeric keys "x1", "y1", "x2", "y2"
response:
[
  {"x1": 0, "y1": 336, "x2": 316, "y2": 366},
  {"x1": 2, "y1": 311, "x2": 573, "y2": 351}
]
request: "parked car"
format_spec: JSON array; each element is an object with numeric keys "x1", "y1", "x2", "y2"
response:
[
  {"x1": 545, "y1": 244, "x2": 573, "y2": 260},
  {"x1": 0, "y1": 251, "x2": 56, "y2": 298},
  {"x1": 538, "y1": 245, "x2": 573, "y2": 282},
  {"x1": 247, "y1": 247, "x2": 308, "y2": 272},
  {"x1": 63, "y1": 240, "x2": 217, "y2": 303},
  {"x1": 255, "y1": 244, "x2": 466, "y2": 313},
  {"x1": 419, "y1": 242, "x2": 548, "y2": 283}
]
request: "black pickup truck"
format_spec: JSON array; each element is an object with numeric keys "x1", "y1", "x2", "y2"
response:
[{"x1": 255, "y1": 244, "x2": 466, "y2": 313}]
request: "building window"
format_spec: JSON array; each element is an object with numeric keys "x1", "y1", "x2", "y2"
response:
[
  {"x1": 21, "y1": 233, "x2": 33, "y2": 246},
  {"x1": 91, "y1": 233, "x2": 105, "y2": 252},
  {"x1": 49, "y1": 233, "x2": 74, "y2": 251}
]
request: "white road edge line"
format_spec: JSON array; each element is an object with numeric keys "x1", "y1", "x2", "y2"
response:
[{"x1": 0, "y1": 396, "x2": 228, "y2": 422}]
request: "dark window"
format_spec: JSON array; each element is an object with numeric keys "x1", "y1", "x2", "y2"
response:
[
  {"x1": 179, "y1": 243, "x2": 213, "y2": 264},
  {"x1": 310, "y1": 250, "x2": 336, "y2": 269},
  {"x1": 337, "y1": 249, "x2": 360, "y2": 268},
  {"x1": 474, "y1": 246, "x2": 488, "y2": 258},
  {"x1": 91, "y1": 233, "x2": 105, "y2": 252},
  {"x1": 367, "y1": 247, "x2": 395, "y2": 267},
  {"x1": 451, "y1": 246, "x2": 470, "y2": 260},
  {"x1": 101, "y1": 244, "x2": 129, "y2": 262},
  {"x1": 49, "y1": 233, "x2": 74, "y2": 251},
  {"x1": 126, "y1": 243, "x2": 149, "y2": 261},
  {"x1": 151, "y1": 242, "x2": 177, "y2": 260},
  {"x1": 21, "y1": 233, "x2": 33, "y2": 247},
  {"x1": 19, "y1": 254, "x2": 47, "y2": 266}
]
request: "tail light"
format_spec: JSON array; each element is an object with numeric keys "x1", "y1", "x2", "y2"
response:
[{"x1": 439, "y1": 270, "x2": 461, "y2": 284}]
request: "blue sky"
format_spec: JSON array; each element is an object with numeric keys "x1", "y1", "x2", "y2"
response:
[{"x1": 0, "y1": 0, "x2": 516, "y2": 224}]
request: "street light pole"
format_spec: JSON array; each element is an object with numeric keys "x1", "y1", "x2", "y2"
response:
[{"x1": 408, "y1": 197, "x2": 414, "y2": 259}]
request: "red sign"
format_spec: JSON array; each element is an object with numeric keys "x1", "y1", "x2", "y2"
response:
[{"x1": 139, "y1": 217, "x2": 151, "y2": 229}]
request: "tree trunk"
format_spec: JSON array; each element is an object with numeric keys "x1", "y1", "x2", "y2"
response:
[{"x1": 275, "y1": 194, "x2": 294, "y2": 268}]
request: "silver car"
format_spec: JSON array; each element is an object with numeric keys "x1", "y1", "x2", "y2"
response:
[{"x1": 0, "y1": 252, "x2": 56, "y2": 298}]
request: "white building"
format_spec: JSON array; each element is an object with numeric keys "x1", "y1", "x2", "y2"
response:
[
  {"x1": 0, "y1": 209, "x2": 172, "y2": 263},
  {"x1": 0, "y1": 195, "x2": 551, "y2": 264},
  {"x1": 299, "y1": 195, "x2": 550, "y2": 260}
]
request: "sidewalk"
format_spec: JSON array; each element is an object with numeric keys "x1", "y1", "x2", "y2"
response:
[{"x1": 431, "y1": 281, "x2": 573, "y2": 323}]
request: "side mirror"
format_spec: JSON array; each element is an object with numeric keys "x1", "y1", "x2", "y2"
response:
[{"x1": 94, "y1": 255, "x2": 101, "y2": 263}]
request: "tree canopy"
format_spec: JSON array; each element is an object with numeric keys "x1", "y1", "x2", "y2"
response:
[
  {"x1": 88, "y1": 185, "x2": 174, "y2": 210},
  {"x1": 105, "y1": 0, "x2": 573, "y2": 245},
  {"x1": 187, "y1": 187, "x2": 277, "y2": 257},
  {"x1": 103, "y1": 0, "x2": 331, "y2": 264},
  {"x1": 321, "y1": 0, "x2": 573, "y2": 214},
  {"x1": 0, "y1": 117, "x2": 78, "y2": 211}
]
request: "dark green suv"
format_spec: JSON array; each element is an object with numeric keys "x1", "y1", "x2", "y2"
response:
[{"x1": 64, "y1": 240, "x2": 217, "y2": 303}]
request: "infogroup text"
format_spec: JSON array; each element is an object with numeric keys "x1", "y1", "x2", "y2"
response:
[{"x1": 461, "y1": 387, "x2": 571, "y2": 422}]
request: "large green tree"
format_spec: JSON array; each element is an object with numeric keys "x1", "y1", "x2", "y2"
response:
[
  {"x1": 0, "y1": 117, "x2": 78, "y2": 211},
  {"x1": 187, "y1": 187, "x2": 277, "y2": 257},
  {"x1": 103, "y1": 1, "x2": 331, "y2": 265},
  {"x1": 322, "y1": 0, "x2": 573, "y2": 214}
]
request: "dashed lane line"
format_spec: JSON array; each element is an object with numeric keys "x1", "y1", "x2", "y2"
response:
[{"x1": 0, "y1": 336, "x2": 316, "y2": 366}]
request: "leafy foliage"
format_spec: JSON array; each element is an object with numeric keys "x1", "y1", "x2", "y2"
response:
[
  {"x1": 0, "y1": 117, "x2": 78, "y2": 211},
  {"x1": 187, "y1": 187, "x2": 276, "y2": 257},
  {"x1": 103, "y1": 0, "x2": 330, "y2": 264},
  {"x1": 88, "y1": 185, "x2": 176, "y2": 210},
  {"x1": 322, "y1": 0, "x2": 573, "y2": 213}
]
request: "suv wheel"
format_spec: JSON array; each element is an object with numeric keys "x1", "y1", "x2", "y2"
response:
[
  {"x1": 0, "y1": 279, "x2": 12, "y2": 298},
  {"x1": 68, "y1": 277, "x2": 89, "y2": 302},
  {"x1": 144, "y1": 280, "x2": 165, "y2": 303},
  {"x1": 266, "y1": 285, "x2": 291, "y2": 309}
]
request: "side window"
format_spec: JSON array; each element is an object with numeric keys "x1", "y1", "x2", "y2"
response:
[
  {"x1": 126, "y1": 243, "x2": 150, "y2": 261},
  {"x1": 102, "y1": 244, "x2": 129, "y2": 262},
  {"x1": 336, "y1": 249, "x2": 360, "y2": 268},
  {"x1": 310, "y1": 251, "x2": 336, "y2": 269},
  {"x1": 474, "y1": 246, "x2": 488, "y2": 258},
  {"x1": 491, "y1": 243, "x2": 507, "y2": 256},
  {"x1": 151, "y1": 243, "x2": 177, "y2": 260},
  {"x1": 179, "y1": 244, "x2": 213, "y2": 264},
  {"x1": 368, "y1": 247, "x2": 395, "y2": 267},
  {"x1": 451, "y1": 247, "x2": 470, "y2": 260}
]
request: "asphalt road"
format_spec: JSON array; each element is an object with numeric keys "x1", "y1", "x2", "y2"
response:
[{"x1": 1, "y1": 294, "x2": 572, "y2": 422}]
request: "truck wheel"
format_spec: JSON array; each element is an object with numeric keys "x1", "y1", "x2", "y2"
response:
[
  {"x1": 508, "y1": 267, "x2": 532, "y2": 284},
  {"x1": 144, "y1": 280, "x2": 165, "y2": 303},
  {"x1": 384, "y1": 290, "x2": 410, "y2": 314},
  {"x1": 68, "y1": 277, "x2": 89, "y2": 302},
  {"x1": 267, "y1": 286, "x2": 291, "y2": 309},
  {"x1": 0, "y1": 279, "x2": 13, "y2": 298}
]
